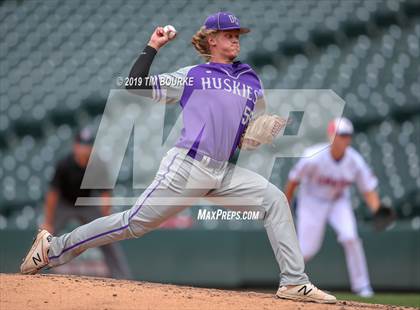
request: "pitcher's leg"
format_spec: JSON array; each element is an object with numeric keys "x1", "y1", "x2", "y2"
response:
[
  {"x1": 48, "y1": 150, "x2": 209, "y2": 268},
  {"x1": 263, "y1": 183, "x2": 309, "y2": 286},
  {"x1": 77, "y1": 206, "x2": 133, "y2": 279},
  {"x1": 209, "y1": 166, "x2": 335, "y2": 302},
  {"x1": 48, "y1": 191, "x2": 194, "y2": 268},
  {"x1": 48, "y1": 182, "x2": 161, "y2": 267},
  {"x1": 48, "y1": 150, "x2": 186, "y2": 267},
  {"x1": 208, "y1": 165, "x2": 309, "y2": 286}
]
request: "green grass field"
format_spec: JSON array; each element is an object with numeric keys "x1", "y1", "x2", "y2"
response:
[{"x1": 335, "y1": 292, "x2": 420, "y2": 308}]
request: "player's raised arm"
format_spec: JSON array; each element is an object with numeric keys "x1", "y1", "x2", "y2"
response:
[
  {"x1": 126, "y1": 26, "x2": 174, "y2": 91},
  {"x1": 126, "y1": 26, "x2": 187, "y2": 105},
  {"x1": 148, "y1": 26, "x2": 175, "y2": 51}
]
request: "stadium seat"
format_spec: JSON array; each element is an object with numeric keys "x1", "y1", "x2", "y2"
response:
[{"x1": 1, "y1": 0, "x2": 419, "y2": 228}]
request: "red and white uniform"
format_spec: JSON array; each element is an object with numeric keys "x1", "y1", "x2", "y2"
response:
[{"x1": 289, "y1": 142, "x2": 377, "y2": 294}]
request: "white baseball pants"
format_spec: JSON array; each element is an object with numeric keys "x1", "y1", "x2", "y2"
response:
[{"x1": 296, "y1": 196, "x2": 372, "y2": 292}]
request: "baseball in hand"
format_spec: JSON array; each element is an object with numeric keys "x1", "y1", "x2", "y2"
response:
[{"x1": 163, "y1": 25, "x2": 177, "y2": 40}]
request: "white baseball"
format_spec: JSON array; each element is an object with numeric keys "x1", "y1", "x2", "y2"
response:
[{"x1": 163, "y1": 25, "x2": 177, "y2": 39}]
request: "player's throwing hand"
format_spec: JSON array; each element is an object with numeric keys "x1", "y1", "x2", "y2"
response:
[{"x1": 148, "y1": 26, "x2": 176, "y2": 51}]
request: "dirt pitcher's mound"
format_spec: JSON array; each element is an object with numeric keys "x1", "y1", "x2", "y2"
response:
[{"x1": 0, "y1": 274, "x2": 412, "y2": 310}]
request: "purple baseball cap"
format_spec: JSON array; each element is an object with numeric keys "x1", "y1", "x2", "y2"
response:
[{"x1": 204, "y1": 12, "x2": 250, "y2": 34}]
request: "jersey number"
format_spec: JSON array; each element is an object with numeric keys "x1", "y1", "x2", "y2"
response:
[{"x1": 241, "y1": 106, "x2": 252, "y2": 125}]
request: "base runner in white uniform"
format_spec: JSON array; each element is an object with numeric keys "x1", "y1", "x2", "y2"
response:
[{"x1": 284, "y1": 117, "x2": 381, "y2": 298}]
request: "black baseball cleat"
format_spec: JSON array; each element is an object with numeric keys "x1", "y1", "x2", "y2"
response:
[{"x1": 20, "y1": 229, "x2": 52, "y2": 275}]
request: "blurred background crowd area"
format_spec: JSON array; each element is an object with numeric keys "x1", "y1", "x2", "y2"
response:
[{"x1": 0, "y1": 0, "x2": 419, "y2": 230}]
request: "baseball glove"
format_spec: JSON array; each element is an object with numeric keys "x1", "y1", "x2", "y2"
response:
[
  {"x1": 373, "y1": 204, "x2": 396, "y2": 231},
  {"x1": 241, "y1": 114, "x2": 287, "y2": 150}
]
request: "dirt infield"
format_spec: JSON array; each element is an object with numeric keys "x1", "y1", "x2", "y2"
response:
[{"x1": 0, "y1": 274, "x2": 413, "y2": 310}]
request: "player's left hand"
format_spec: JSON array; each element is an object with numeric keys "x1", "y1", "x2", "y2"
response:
[
  {"x1": 372, "y1": 204, "x2": 397, "y2": 231},
  {"x1": 241, "y1": 114, "x2": 286, "y2": 150}
]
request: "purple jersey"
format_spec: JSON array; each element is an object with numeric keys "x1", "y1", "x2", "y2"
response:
[{"x1": 152, "y1": 62, "x2": 264, "y2": 161}]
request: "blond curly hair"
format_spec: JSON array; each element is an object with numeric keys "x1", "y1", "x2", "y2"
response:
[{"x1": 191, "y1": 27, "x2": 218, "y2": 61}]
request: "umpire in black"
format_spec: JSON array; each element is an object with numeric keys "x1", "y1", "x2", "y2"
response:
[{"x1": 41, "y1": 127, "x2": 131, "y2": 279}]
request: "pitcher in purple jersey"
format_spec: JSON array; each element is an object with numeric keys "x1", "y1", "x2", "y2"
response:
[
  {"x1": 146, "y1": 15, "x2": 264, "y2": 161},
  {"x1": 21, "y1": 12, "x2": 336, "y2": 304}
]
